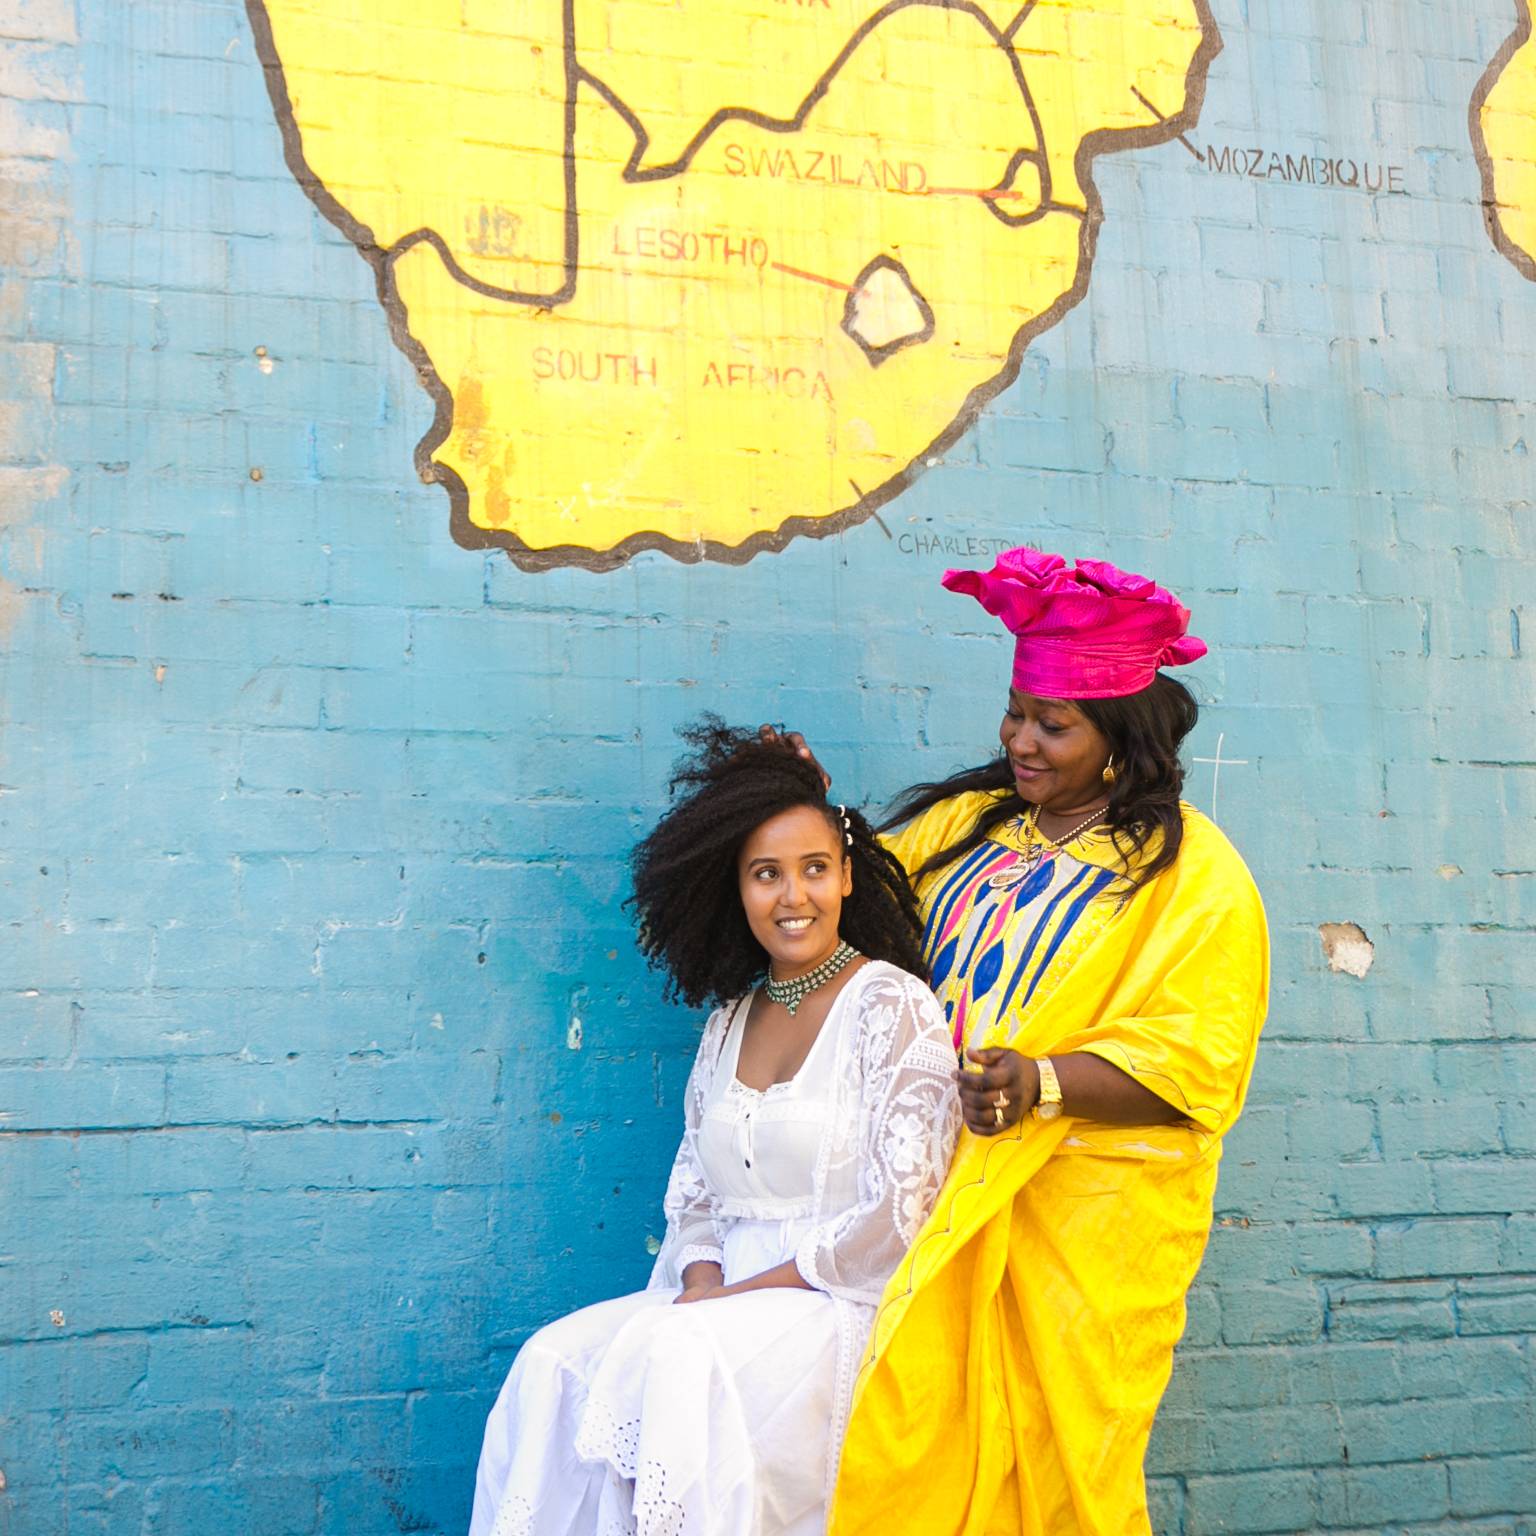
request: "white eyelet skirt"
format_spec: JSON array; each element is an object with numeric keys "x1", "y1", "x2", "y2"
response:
[{"x1": 469, "y1": 1217, "x2": 839, "y2": 1536}]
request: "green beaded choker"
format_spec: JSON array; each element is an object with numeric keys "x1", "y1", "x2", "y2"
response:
[{"x1": 765, "y1": 940, "x2": 858, "y2": 1016}]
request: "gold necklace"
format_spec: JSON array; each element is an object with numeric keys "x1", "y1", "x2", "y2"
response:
[
  {"x1": 986, "y1": 804, "x2": 1107, "y2": 890},
  {"x1": 1026, "y1": 802, "x2": 1109, "y2": 851}
]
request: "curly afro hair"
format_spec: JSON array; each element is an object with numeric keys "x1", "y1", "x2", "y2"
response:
[{"x1": 629, "y1": 718, "x2": 928, "y2": 1009}]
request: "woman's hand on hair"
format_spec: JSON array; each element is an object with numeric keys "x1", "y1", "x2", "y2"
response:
[
  {"x1": 956, "y1": 1047, "x2": 1040, "y2": 1136},
  {"x1": 757, "y1": 724, "x2": 831, "y2": 790}
]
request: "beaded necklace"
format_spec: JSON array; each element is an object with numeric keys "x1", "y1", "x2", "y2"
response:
[{"x1": 764, "y1": 940, "x2": 858, "y2": 1016}]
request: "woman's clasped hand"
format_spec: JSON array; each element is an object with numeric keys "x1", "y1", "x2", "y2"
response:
[
  {"x1": 955, "y1": 1046, "x2": 1039, "y2": 1134},
  {"x1": 673, "y1": 1259, "x2": 726, "y2": 1304},
  {"x1": 957, "y1": 1045, "x2": 1189, "y2": 1135}
]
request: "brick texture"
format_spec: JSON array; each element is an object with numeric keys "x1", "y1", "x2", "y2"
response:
[{"x1": 1, "y1": 1, "x2": 1533, "y2": 1533}]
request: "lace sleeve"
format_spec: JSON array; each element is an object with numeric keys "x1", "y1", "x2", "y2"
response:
[
  {"x1": 647, "y1": 1001, "x2": 738, "y2": 1291},
  {"x1": 794, "y1": 970, "x2": 960, "y2": 1304}
]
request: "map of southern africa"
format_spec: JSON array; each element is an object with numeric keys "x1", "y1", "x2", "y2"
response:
[
  {"x1": 248, "y1": 0, "x2": 1220, "y2": 570},
  {"x1": 1474, "y1": 1, "x2": 1536, "y2": 283}
]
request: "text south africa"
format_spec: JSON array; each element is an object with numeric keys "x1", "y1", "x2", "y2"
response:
[{"x1": 532, "y1": 350, "x2": 835, "y2": 400}]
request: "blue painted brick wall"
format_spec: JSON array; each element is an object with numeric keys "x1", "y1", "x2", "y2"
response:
[{"x1": 2, "y1": 0, "x2": 1534, "y2": 1533}]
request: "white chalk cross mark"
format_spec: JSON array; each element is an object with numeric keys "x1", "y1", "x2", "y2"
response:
[{"x1": 1192, "y1": 731, "x2": 1249, "y2": 824}]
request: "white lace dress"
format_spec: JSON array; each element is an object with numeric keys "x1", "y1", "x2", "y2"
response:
[{"x1": 468, "y1": 961, "x2": 959, "y2": 1536}]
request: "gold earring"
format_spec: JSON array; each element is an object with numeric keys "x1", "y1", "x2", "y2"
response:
[{"x1": 1102, "y1": 758, "x2": 1117, "y2": 786}]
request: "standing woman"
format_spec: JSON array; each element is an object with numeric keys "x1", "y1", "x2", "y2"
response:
[{"x1": 811, "y1": 549, "x2": 1269, "y2": 1536}]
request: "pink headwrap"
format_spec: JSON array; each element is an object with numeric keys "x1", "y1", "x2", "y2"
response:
[{"x1": 942, "y1": 548, "x2": 1207, "y2": 699}]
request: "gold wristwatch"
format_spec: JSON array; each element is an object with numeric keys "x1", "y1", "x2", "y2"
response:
[{"x1": 1033, "y1": 1057, "x2": 1064, "y2": 1121}]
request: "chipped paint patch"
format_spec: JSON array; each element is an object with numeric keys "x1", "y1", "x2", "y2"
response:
[
  {"x1": 1319, "y1": 921, "x2": 1374, "y2": 978},
  {"x1": 0, "y1": 67, "x2": 74, "y2": 640},
  {"x1": 0, "y1": 0, "x2": 78, "y2": 44}
]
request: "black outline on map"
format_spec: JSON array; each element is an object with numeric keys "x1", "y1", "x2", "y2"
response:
[
  {"x1": 983, "y1": 148, "x2": 1052, "y2": 228},
  {"x1": 246, "y1": 0, "x2": 1224, "y2": 573},
  {"x1": 246, "y1": 0, "x2": 581, "y2": 307},
  {"x1": 841, "y1": 255, "x2": 937, "y2": 366},
  {"x1": 579, "y1": 0, "x2": 1051, "y2": 197},
  {"x1": 1470, "y1": 0, "x2": 1536, "y2": 284}
]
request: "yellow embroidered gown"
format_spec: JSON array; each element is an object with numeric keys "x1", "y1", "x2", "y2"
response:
[{"x1": 830, "y1": 792, "x2": 1269, "y2": 1536}]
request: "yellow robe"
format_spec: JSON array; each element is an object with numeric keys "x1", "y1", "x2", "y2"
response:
[{"x1": 831, "y1": 793, "x2": 1269, "y2": 1536}]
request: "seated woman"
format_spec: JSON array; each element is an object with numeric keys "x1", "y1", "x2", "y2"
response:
[{"x1": 469, "y1": 721, "x2": 960, "y2": 1536}]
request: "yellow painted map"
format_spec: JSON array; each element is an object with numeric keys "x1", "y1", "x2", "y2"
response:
[
  {"x1": 249, "y1": 0, "x2": 1219, "y2": 569},
  {"x1": 1474, "y1": 1, "x2": 1536, "y2": 283}
]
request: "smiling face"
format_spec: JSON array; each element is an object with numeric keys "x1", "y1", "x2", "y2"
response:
[
  {"x1": 737, "y1": 804, "x2": 852, "y2": 980},
  {"x1": 1000, "y1": 689, "x2": 1114, "y2": 817}
]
